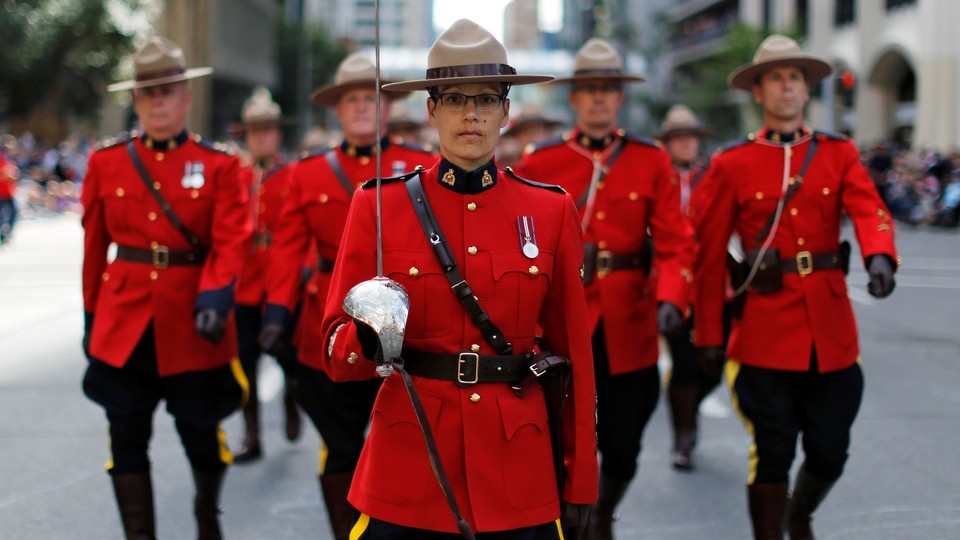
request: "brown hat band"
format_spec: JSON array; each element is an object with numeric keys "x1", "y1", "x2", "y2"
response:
[
  {"x1": 137, "y1": 68, "x2": 187, "y2": 83},
  {"x1": 573, "y1": 68, "x2": 625, "y2": 77},
  {"x1": 426, "y1": 63, "x2": 517, "y2": 80}
]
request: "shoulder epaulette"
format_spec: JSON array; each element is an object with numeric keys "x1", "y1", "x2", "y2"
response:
[
  {"x1": 715, "y1": 136, "x2": 754, "y2": 155},
  {"x1": 193, "y1": 134, "x2": 236, "y2": 156},
  {"x1": 360, "y1": 166, "x2": 424, "y2": 190},
  {"x1": 299, "y1": 145, "x2": 333, "y2": 162},
  {"x1": 92, "y1": 132, "x2": 131, "y2": 152},
  {"x1": 525, "y1": 135, "x2": 567, "y2": 155},
  {"x1": 503, "y1": 167, "x2": 567, "y2": 194},
  {"x1": 393, "y1": 139, "x2": 436, "y2": 154},
  {"x1": 621, "y1": 131, "x2": 661, "y2": 149},
  {"x1": 814, "y1": 129, "x2": 848, "y2": 142}
]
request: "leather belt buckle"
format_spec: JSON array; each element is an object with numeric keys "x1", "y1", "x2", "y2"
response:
[
  {"x1": 152, "y1": 245, "x2": 170, "y2": 269},
  {"x1": 796, "y1": 250, "x2": 813, "y2": 276},
  {"x1": 596, "y1": 250, "x2": 613, "y2": 276},
  {"x1": 457, "y1": 352, "x2": 480, "y2": 385}
]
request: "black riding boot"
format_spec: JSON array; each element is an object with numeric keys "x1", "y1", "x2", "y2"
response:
[
  {"x1": 319, "y1": 472, "x2": 357, "y2": 540},
  {"x1": 748, "y1": 482, "x2": 788, "y2": 540},
  {"x1": 233, "y1": 375, "x2": 261, "y2": 463},
  {"x1": 111, "y1": 472, "x2": 156, "y2": 540},
  {"x1": 192, "y1": 468, "x2": 226, "y2": 540},
  {"x1": 786, "y1": 465, "x2": 836, "y2": 540},
  {"x1": 283, "y1": 376, "x2": 301, "y2": 442},
  {"x1": 586, "y1": 473, "x2": 631, "y2": 540},
  {"x1": 668, "y1": 385, "x2": 699, "y2": 470}
]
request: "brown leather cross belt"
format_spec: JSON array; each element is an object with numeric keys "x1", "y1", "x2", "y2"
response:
[
  {"x1": 401, "y1": 348, "x2": 532, "y2": 386},
  {"x1": 317, "y1": 256, "x2": 336, "y2": 274},
  {"x1": 781, "y1": 251, "x2": 842, "y2": 276},
  {"x1": 596, "y1": 249, "x2": 649, "y2": 275},
  {"x1": 116, "y1": 245, "x2": 206, "y2": 269}
]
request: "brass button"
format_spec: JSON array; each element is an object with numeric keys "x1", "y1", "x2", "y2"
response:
[
  {"x1": 347, "y1": 352, "x2": 359, "y2": 365},
  {"x1": 755, "y1": 191, "x2": 764, "y2": 200},
  {"x1": 469, "y1": 393, "x2": 481, "y2": 403},
  {"x1": 528, "y1": 266, "x2": 539, "y2": 275},
  {"x1": 148, "y1": 211, "x2": 157, "y2": 221},
  {"x1": 797, "y1": 238, "x2": 805, "y2": 246},
  {"x1": 595, "y1": 211, "x2": 606, "y2": 221},
  {"x1": 155, "y1": 153, "x2": 164, "y2": 162},
  {"x1": 102, "y1": 273, "x2": 109, "y2": 281},
  {"x1": 116, "y1": 188, "x2": 125, "y2": 197},
  {"x1": 822, "y1": 187, "x2": 831, "y2": 196},
  {"x1": 468, "y1": 246, "x2": 478, "y2": 255},
  {"x1": 149, "y1": 271, "x2": 158, "y2": 280},
  {"x1": 596, "y1": 182, "x2": 604, "y2": 190},
  {"x1": 319, "y1": 193, "x2": 329, "y2": 203},
  {"x1": 467, "y1": 202, "x2": 477, "y2": 211},
  {"x1": 786, "y1": 147, "x2": 793, "y2": 158},
  {"x1": 598, "y1": 241, "x2": 608, "y2": 249},
  {"x1": 190, "y1": 190, "x2": 200, "y2": 199},
  {"x1": 470, "y1": 344, "x2": 480, "y2": 352},
  {"x1": 629, "y1": 191, "x2": 639, "y2": 201},
  {"x1": 359, "y1": 156, "x2": 370, "y2": 165},
  {"x1": 308, "y1": 284, "x2": 319, "y2": 294},
  {"x1": 409, "y1": 266, "x2": 420, "y2": 277},
  {"x1": 153, "y1": 182, "x2": 161, "y2": 190},
  {"x1": 790, "y1": 208, "x2": 798, "y2": 216},
  {"x1": 150, "y1": 241, "x2": 159, "y2": 249}
]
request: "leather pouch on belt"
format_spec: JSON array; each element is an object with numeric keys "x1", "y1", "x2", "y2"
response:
[
  {"x1": 582, "y1": 242, "x2": 597, "y2": 286},
  {"x1": 745, "y1": 248, "x2": 783, "y2": 293}
]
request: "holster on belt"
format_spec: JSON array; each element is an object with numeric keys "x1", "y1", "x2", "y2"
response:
[
  {"x1": 744, "y1": 248, "x2": 783, "y2": 293},
  {"x1": 582, "y1": 242, "x2": 598, "y2": 285}
]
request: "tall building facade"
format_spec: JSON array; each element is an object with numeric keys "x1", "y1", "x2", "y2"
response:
[{"x1": 310, "y1": 0, "x2": 435, "y2": 49}]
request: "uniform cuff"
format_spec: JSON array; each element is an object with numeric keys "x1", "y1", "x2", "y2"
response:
[
  {"x1": 196, "y1": 281, "x2": 235, "y2": 318},
  {"x1": 263, "y1": 303, "x2": 292, "y2": 329}
]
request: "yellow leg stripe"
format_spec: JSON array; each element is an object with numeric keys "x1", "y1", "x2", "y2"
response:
[
  {"x1": 230, "y1": 357, "x2": 250, "y2": 407},
  {"x1": 349, "y1": 512, "x2": 370, "y2": 540},
  {"x1": 105, "y1": 422, "x2": 114, "y2": 472},
  {"x1": 218, "y1": 425, "x2": 234, "y2": 465},
  {"x1": 556, "y1": 518, "x2": 565, "y2": 539},
  {"x1": 724, "y1": 359, "x2": 759, "y2": 485},
  {"x1": 318, "y1": 441, "x2": 329, "y2": 475}
]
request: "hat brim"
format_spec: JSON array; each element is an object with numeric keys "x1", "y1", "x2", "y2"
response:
[
  {"x1": 728, "y1": 56, "x2": 833, "y2": 91},
  {"x1": 502, "y1": 118, "x2": 565, "y2": 138},
  {"x1": 311, "y1": 80, "x2": 410, "y2": 107},
  {"x1": 552, "y1": 72, "x2": 645, "y2": 84},
  {"x1": 107, "y1": 67, "x2": 213, "y2": 92},
  {"x1": 656, "y1": 126, "x2": 715, "y2": 140},
  {"x1": 382, "y1": 74, "x2": 554, "y2": 92}
]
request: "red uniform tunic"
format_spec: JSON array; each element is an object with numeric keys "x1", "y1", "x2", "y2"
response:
[
  {"x1": 82, "y1": 132, "x2": 251, "y2": 376},
  {"x1": 264, "y1": 139, "x2": 437, "y2": 369},
  {"x1": 693, "y1": 128, "x2": 898, "y2": 372},
  {"x1": 235, "y1": 157, "x2": 294, "y2": 307},
  {"x1": 516, "y1": 129, "x2": 695, "y2": 375},
  {"x1": 319, "y1": 160, "x2": 598, "y2": 532},
  {"x1": 0, "y1": 155, "x2": 15, "y2": 200}
]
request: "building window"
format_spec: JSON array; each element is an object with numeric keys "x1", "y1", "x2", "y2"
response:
[
  {"x1": 886, "y1": 0, "x2": 916, "y2": 10},
  {"x1": 835, "y1": 0, "x2": 855, "y2": 26},
  {"x1": 796, "y1": 0, "x2": 808, "y2": 38}
]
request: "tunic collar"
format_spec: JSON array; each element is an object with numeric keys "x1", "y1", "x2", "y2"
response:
[
  {"x1": 760, "y1": 126, "x2": 810, "y2": 144},
  {"x1": 435, "y1": 158, "x2": 498, "y2": 194},
  {"x1": 141, "y1": 129, "x2": 189, "y2": 151},
  {"x1": 573, "y1": 128, "x2": 620, "y2": 150},
  {"x1": 340, "y1": 137, "x2": 391, "y2": 158}
]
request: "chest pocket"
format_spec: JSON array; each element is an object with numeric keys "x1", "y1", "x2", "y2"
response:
[
  {"x1": 167, "y1": 187, "x2": 215, "y2": 240},
  {"x1": 488, "y1": 251, "x2": 553, "y2": 338},
  {"x1": 383, "y1": 249, "x2": 452, "y2": 339},
  {"x1": 604, "y1": 186, "x2": 651, "y2": 233},
  {"x1": 101, "y1": 186, "x2": 144, "y2": 237}
]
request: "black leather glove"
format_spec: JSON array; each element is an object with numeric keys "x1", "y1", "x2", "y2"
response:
[
  {"x1": 560, "y1": 502, "x2": 590, "y2": 540},
  {"x1": 696, "y1": 346, "x2": 725, "y2": 381},
  {"x1": 195, "y1": 308, "x2": 226, "y2": 344},
  {"x1": 258, "y1": 322, "x2": 286, "y2": 355},
  {"x1": 867, "y1": 255, "x2": 896, "y2": 298},
  {"x1": 353, "y1": 319, "x2": 381, "y2": 362},
  {"x1": 657, "y1": 302, "x2": 683, "y2": 337}
]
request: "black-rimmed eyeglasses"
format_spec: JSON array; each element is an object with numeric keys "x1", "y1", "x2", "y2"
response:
[{"x1": 430, "y1": 93, "x2": 506, "y2": 111}]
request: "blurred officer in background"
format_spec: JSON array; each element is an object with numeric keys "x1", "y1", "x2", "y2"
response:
[
  {"x1": 231, "y1": 87, "x2": 302, "y2": 463},
  {"x1": 694, "y1": 35, "x2": 898, "y2": 539},
  {"x1": 257, "y1": 52, "x2": 436, "y2": 540},
  {"x1": 81, "y1": 37, "x2": 251, "y2": 539},
  {"x1": 517, "y1": 37, "x2": 694, "y2": 540},
  {"x1": 319, "y1": 18, "x2": 597, "y2": 539}
]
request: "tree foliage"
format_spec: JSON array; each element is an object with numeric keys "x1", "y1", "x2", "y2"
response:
[{"x1": 0, "y1": 0, "x2": 154, "y2": 125}]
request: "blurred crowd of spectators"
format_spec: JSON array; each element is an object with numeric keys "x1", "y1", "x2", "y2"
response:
[
  {"x1": 862, "y1": 141, "x2": 960, "y2": 228},
  {"x1": 1, "y1": 132, "x2": 89, "y2": 221}
]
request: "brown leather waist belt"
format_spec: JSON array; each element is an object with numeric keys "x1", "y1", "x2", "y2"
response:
[
  {"x1": 781, "y1": 251, "x2": 842, "y2": 275},
  {"x1": 116, "y1": 245, "x2": 206, "y2": 269},
  {"x1": 401, "y1": 349, "x2": 532, "y2": 386},
  {"x1": 596, "y1": 249, "x2": 649, "y2": 274},
  {"x1": 254, "y1": 231, "x2": 272, "y2": 248},
  {"x1": 317, "y1": 256, "x2": 336, "y2": 274}
]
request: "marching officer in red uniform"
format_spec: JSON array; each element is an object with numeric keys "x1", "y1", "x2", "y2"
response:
[
  {"x1": 257, "y1": 52, "x2": 436, "y2": 540},
  {"x1": 0, "y1": 153, "x2": 17, "y2": 245},
  {"x1": 231, "y1": 88, "x2": 301, "y2": 462},
  {"x1": 654, "y1": 104, "x2": 720, "y2": 471},
  {"x1": 81, "y1": 37, "x2": 251, "y2": 539},
  {"x1": 318, "y1": 19, "x2": 597, "y2": 539},
  {"x1": 516, "y1": 37, "x2": 694, "y2": 540},
  {"x1": 693, "y1": 35, "x2": 898, "y2": 539}
]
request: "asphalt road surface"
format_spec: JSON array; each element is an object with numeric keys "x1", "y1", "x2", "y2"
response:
[{"x1": 1, "y1": 215, "x2": 958, "y2": 539}]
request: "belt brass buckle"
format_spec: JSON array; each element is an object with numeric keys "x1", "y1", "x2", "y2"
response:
[
  {"x1": 596, "y1": 250, "x2": 613, "y2": 276},
  {"x1": 152, "y1": 245, "x2": 170, "y2": 269},
  {"x1": 457, "y1": 352, "x2": 480, "y2": 385},
  {"x1": 796, "y1": 251, "x2": 813, "y2": 276}
]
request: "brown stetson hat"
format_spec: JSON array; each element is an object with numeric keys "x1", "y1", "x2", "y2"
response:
[
  {"x1": 382, "y1": 19, "x2": 553, "y2": 92},
  {"x1": 655, "y1": 104, "x2": 714, "y2": 140},
  {"x1": 728, "y1": 34, "x2": 832, "y2": 91},
  {"x1": 552, "y1": 38, "x2": 644, "y2": 84},
  {"x1": 311, "y1": 52, "x2": 410, "y2": 107},
  {"x1": 242, "y1": 86, "x2": 282, "y2": 125},
  {"x1": 107, "y1": 36, "x2": 213, "y2": 92},
  {"x1": 502, "y1": 104, "x2": 564, "y2": 138}
]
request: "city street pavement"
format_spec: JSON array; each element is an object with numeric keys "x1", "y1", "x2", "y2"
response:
[{"x1": 1, "y1": 215, "x2": 959, "y2": 539}]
